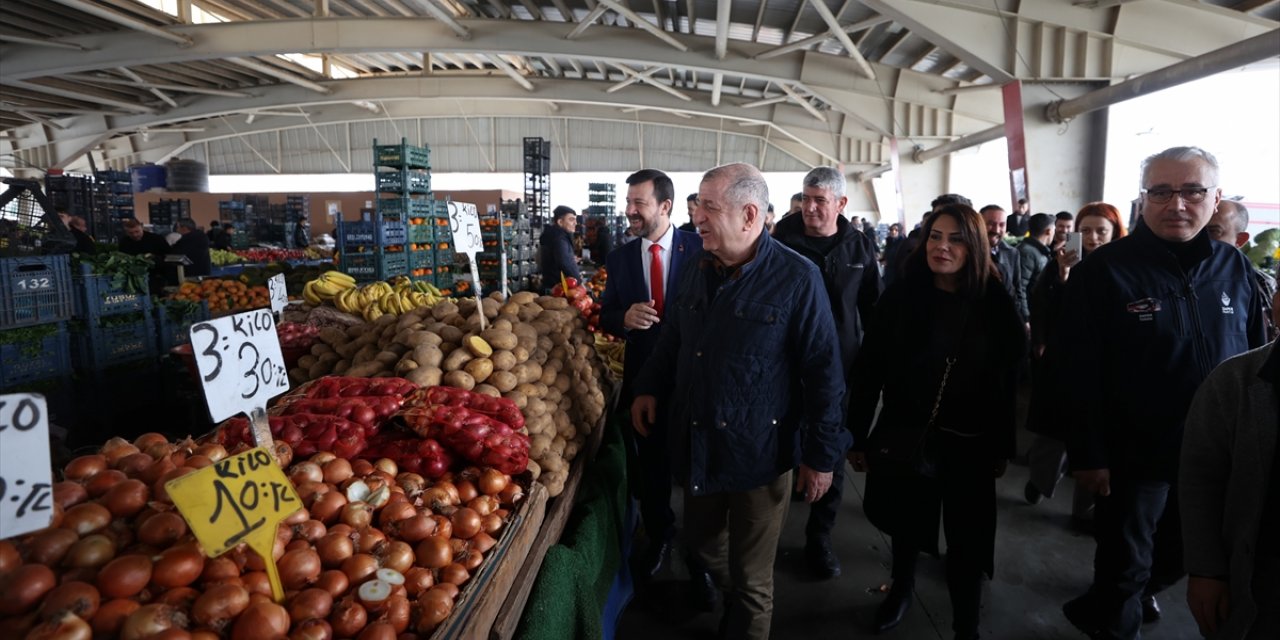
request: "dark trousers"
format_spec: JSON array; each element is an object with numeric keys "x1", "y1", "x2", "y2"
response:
[
  {"x1": 1088, "y1": 477, "x2": 1185, "y2": 640},
  {"x1": 805, "y1": 458, "x2": 846, "y2": 539},
  {"x1": 635, "y1": 420, "x2": 676, "y2": 543}
]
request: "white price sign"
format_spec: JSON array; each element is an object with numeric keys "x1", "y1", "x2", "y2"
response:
[
  {"x1": 0, "y1": 394, "x2": 53, "y2": 539},
  {"x1": 191, "y1": 309, "x2": 291, "y2": 447},
  {"x1": 267, "y1": 273, "x2": 288, "y2": 315},
  {"x1": 447, "y1": 201, "x2": 484, "y2": 255}
]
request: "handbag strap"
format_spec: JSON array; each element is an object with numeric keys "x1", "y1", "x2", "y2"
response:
[{"x1": 926, "y1": 356, "x2": 957, "y2": 428}]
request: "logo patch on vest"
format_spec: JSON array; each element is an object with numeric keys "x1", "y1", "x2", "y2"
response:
[
  {"x1": 1221, "y1": 291, "x2": 1234, "y2": 315},
  {"x1": 1126, "y1": 297, "x2": 1161, "y2": 322}
]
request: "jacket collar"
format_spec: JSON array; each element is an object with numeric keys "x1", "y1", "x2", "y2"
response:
[
  {"x1": 701, "y1": 230, "x2": 771, "y2": 281},
  {"x1": 1131, "y1": 222, "x2": 1214, "y2": 264},
  {"x1": 772, "y1": 211, "x2": 857, "y2": 243}
]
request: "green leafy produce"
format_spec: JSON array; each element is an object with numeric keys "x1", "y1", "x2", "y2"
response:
[
  {"x1": 159, "y1": 298, "x2": 204, "y2": 323},
  {"x1": 74, "y1": 251, "x2": 153, "y2": 294},
  {"x1": 0, "y1": 324, "x2": 59, "y2": 358}
]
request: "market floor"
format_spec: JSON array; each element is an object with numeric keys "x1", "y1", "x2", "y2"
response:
[{"x1": 614, "y1": 447, "x2": 1201, "y2": 640}]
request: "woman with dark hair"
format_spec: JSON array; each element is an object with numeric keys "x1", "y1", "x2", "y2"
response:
[
  {"x1": 847, "y1": 205, "x2": 1025, "y2": 640},
  {"x1": 1024, "y1": 202, "x2": 1127, "y2": 516}
]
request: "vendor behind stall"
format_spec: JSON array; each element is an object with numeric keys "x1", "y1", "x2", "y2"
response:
[
  {"x1": 118, "y1": 217, "x2": 170, "y2": 293},
  {"x1": 170, "y1": 218, "x2": 212, "y2": 278}
]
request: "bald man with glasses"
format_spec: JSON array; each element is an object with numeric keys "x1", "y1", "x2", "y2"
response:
[{"x1": 1060, "y1": 147, "x2": 1267, "y2": 640}]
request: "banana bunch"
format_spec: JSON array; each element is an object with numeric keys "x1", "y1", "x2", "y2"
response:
[
  {"x1": 593, "y1": 333, "x2": 626, "y2": 380},
  {"x1": 330, "y1": 279, "x2": 446, "y2": 322},
  {"x1": 302, "y1": 271, "x2": 358, "y2": 305}
]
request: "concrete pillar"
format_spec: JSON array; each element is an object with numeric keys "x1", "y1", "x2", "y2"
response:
[{"x1": 1021, "y1": 82, "x2": 1109, "y2": 213}]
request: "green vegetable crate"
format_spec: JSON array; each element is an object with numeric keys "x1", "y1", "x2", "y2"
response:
[
  {"x1": 0, "y1": 322, "x2": 71, "y2": 389},
  {"x1": 72, "y1": 261, "x2": 151, "y2": 320},
  {"x1": 154, "y1": 299, "x2": 211, "y2": 352},
  {"x1": 0, "y1": 254, "x2": 74, "y2": 329}
]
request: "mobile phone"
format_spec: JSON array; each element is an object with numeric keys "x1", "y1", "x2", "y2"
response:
[{"x1": 1064, "y1": 232, "x2": 1082, "y2": 255}]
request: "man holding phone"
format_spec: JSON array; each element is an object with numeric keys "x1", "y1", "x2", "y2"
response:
[{"x1": 1061, "y1": 147, "x2": 1266, "y2": 640}]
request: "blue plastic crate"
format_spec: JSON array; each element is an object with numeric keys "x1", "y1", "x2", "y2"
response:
[
  {"x1": 0, "y1": 323, "x2": 71, "y2": 388},
  {"x1": 154, "y1": 300, "x2": 210, "y2": 352},
  {"x1": 373, "y1": 138, "x2": 431, "y2": 170},
  {"x1": 375, "y1": 168, "x2": 431, "y2": 194},
  {"x1": 72, "y1": 262, "x2": 150, "y2": 319},
  {"x1": 407, "y1": 250, "x2": 434, "y2": 271},
  {"x1": 407, "y1": 222, "x2": 435, "y2": 245},
  {"x1": 0, "y1": 255, "x2": 74, "y2": 329},
  {"x1": 434, "y1": 245, "x2": 456, "y2": 267},
  {"x1": 341, "y1": 251, "x2": 410, "y2": 282},
  {"x1": 378, "y1": 198, "x2": 436, "y2": 218},
  {"x1": 339, "y1": 220, "x2": 407, "y2": 248},
  {"x1": 71, "y1": 314, "x2": 157, "y2": 371}
]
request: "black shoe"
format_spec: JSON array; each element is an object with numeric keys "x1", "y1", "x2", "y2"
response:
[
  {"x1": 1141, "y1": 595, "x2": 1161, "y2": 623},
  {"x1": 1062, "y1": 595, "x2": 1103, "y2": 639},
  {"x1": 689, "y1": 570, "x2": 718, "y2": 612},
  {"x1": 1024, "y1": 481, "x2": 1043, "y2": 505},
  {"x1": 875, "y1": 585, "x2": 913, "y2": 633},
  {"x1": 805, "y1": 536, "x2": 842, "y2": 579},
  {"x1": 638, "y1": 540, "x2": 672, "y2": 579}
]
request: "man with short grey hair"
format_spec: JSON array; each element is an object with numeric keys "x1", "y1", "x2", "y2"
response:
[
  {"x1": 633, "y1": 163, "x2": 846, "y2": 640},
  {"x1": 773, "y1": 165, "x2": 882, "y2": 580},
  {"x1": 1062, "y1": 146, "x2": 1266, "y2": 640},
  {"x1": 170, "y1": 217, "x2": 212, "y2": 277}
]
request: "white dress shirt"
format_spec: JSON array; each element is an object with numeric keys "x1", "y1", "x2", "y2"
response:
[{"x1": 640, "y1": 223, "x2": 675, "y2": 299}]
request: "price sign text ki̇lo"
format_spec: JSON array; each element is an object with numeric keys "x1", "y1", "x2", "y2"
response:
[
  {"x1": 191, "y1": 308, "x2": 291, "y2": 447},
  {"x1": 166, "y1": 447, "x2": 301, "y2": 602},
  {"x1": 0, "y1": 394, "x2": 53, "y2": 539}
]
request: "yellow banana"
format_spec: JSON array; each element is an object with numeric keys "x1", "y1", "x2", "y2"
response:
[
  {"x1": 312, "y1": 279, "x2": 343, "y2": 298},
  {"x1": 302, "y1": 281, "x2": 322, "y2": 305},
  {"x1": 322, "y1": 271, "x2": 357, "y2": 287}
]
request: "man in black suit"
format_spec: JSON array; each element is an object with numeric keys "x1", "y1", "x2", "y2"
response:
[
  {"x1": 170, "y1": 218, "x2": 212, "y2": 278},
  {"x1": 600, "y1": 169, "x2": 705, "y2": 599},
  {"x1": 980, "y1": 205, "x2": 1028, "y2": 322}
]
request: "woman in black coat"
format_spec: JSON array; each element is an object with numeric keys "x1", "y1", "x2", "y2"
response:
[{"x1": 847, "y1": 204, "x2": 1025, "y2": 640}]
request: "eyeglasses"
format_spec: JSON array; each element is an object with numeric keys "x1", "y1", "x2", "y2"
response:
[{"x1": 1141, "y1": 186, "x2": 1215, "y2": 204}]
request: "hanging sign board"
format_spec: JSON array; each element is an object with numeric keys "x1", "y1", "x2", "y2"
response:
[
  {"x1": 166, "y1": 447, "x2": 301, "y2": 603},
  {"x1": 0, "y1": 394, "x2": 53, "y2": 539},
  {"x1": 448, "y1": 201, "x2": 488, "y2": 330},
  {"x1": 190, "y1": 308, "x2": 291, "y2": 449}
]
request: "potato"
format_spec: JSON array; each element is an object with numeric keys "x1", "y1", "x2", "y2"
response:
[
  {"x1": 412, "y1": 345, "x2": 444, "y2": 368},
  {"x1": 510, "y1": 291, "x2": 538, "y2": 305},
  {"x1": 395, "y1": 358, "x2": 419, "y2": 375},
  {"x1": 525, "y1": 458, "x2": 542, "y2": 481},
  {"x1": 479, "y1": 328, "x2": 517, "y2": 351},
  {"x1": 431, "y1": 301, "x2": 459, "y2": 320},
  {"x1": 289, "y1": 367, "x2": 309, "y2": 384},
  {"x1": 438, "y1": 325, "x2": 464, "y2": 344},
  {"x1": 473, "y1": 384, "x2": 500, "y2": 398},
  {"x1": 512, "y1": 346, "x2": 531, "y2": 363},
  {"x1": 332, "y1": 360, "x2": 351, "y2": 375},
  {"x1": 375, "y1": 313, "x2": 397, "y2": 327},
  {"x1": 564, "y1": 440, "x2": 581, "y2": 461},
  {"x1": 502, "y1": 390, "x2": 529, "y2": 409},
  {"x1": 464, "y1": 358, "x2": 494, "y2": 383},
  {"x1": 442, "y1": 370, "x2": 476, "y2": 390},
  {"x1": 481, "y1": 298, "x2": 501, "y2": 319},
  {"x1": 319, "y1": 327, "x2": 350, "y2": 347},
  {"x1": 465, "y1": 335, "x2": 493, "y2": 357},
  {"x1": 530, "y1": 434, "x2": 552, "y2": 459},
  {"x1": 489, "y1": 350, "x2": 516, "y2": 372},
  {"x1": 374, "y1": 350, "x2": 400, "y2": 366},
  {"x1": 406, "y1": 366, "x2": 442, "y2": 387},
  {"x1": 298, "y1": 354, "x2": 319, "y2": 370},
  {"x1": 308, "y1": 360, "x2": 333, "y2": 380},
  {"x1": 442, "y1": 347, "x2": 474, "y2": 372},
  {"x1": 403, "y1": 330, "x2": 443, "y2": 348},
  {"x1": 310, "y1": 343, "x2": 335, "y2": 357},
  {"x1": 346, "y1": 361, "x2": 383, "y2": 378},
  {"x1": 540, "y1": 367, "x2": 559, "y2": 386},
  {"x1": 489, "y1": 370, "x2": 518, "y2": 393},
  {"x1": 499, "y1": 302, "x2": 521, "y2": 317},
  {"x1": 540, "y1": 296, "x2": 569, "y2": 310}
]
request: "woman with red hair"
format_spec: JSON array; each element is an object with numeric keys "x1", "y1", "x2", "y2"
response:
[
  {"x1": 847, "y1": 204, "x2": 1025, "y2": 639},
  {"x1": 1024, "y1": 202, "x2": 1127, "y2": 515}
]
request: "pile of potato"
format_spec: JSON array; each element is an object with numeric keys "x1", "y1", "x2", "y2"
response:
[{"x1": 289, "y1": 291, "x2": 609, "y2": 497}]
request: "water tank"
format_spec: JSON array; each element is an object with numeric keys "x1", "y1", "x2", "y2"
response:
[
  {"x1": 129, "y1": 163, "x2": 167, "y2": 193},
  {"x1": 165, "y1": 159, "x2": 209, "y2": 193}
]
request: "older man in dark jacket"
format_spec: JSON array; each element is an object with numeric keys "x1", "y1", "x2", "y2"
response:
[
  {"x1": 633, "y1": 163, "x2": 845, "y2": 640},
  {"x1": 773, "y1": 165, "x2": 881, "y2": 580}
]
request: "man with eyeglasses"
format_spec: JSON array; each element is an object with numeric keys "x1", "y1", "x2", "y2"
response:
[{"x1": 1060, "y1": 147, "x2": 1266, "y2": 640}]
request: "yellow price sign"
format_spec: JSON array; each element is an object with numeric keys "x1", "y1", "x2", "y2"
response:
[{"x1": 166, "y1": 447, "x2": 301, "y2": 603}]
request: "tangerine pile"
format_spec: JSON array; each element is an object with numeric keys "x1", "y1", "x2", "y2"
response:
[{"x1": 171, "y1": 278, "x2": 270, "y2": 312}]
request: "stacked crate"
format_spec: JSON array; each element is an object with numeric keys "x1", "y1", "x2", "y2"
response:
[
  {"x1": 0, "y1": 255, "x2": 74, "y2": 391},
  {"x1": 405, "y1": 199, "x2": 451, "y2": 290},
  {"x1": 477, "y1": 205, "x2": 536, "y2": 293},
  {"x1": 148, "y1": 198, "x2": 190, "y2": 236},
  {"x1": 347, "y1": 138, "x2": 428, "y2": 283},
  {"x1": 69, "y1": 262, "x2": 156, "y2": 373},
  {"x1": 153, "y1": 299, "x2": 211, "y2": 353},
  {"x1": 93, "y1": 170, "x2": 134, "y2": 241}
]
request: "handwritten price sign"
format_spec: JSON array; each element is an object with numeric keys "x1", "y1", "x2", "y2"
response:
[
  {"x1": 167, "y1": 447, "x2": 301, "y2": 602},
  {"x1": 447, "y1": 201, "x2": 484, "y2": 255},
  {"x1": 0, "y1": 394, "x2": 53, "y2": 539},
  {"x1": 267, "y1": 273, "x2": 288, "y2": 316},
  {"x1": 191, "y1": 308, "x2": 291, "y2": 448}
]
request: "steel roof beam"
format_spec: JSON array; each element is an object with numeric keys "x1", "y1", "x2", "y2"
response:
[
  {"x1": 0, "y1": 35, "x2": 87, "y2": 51},
  {"x1": 806, "y1": 0, "x2": 875, "y2": 78},
  {"x1": 858, "y1": 0, "x2": 1015, "y2": 83},
  {"x1": 48, "y1": 0, "x2": 193, "y2": 47},
  {"x1": 595, "y1": 0, "x2": 689, "y2": 52},
  {"x1": 754, "y1": 16, "x2": 891, "y2": 60},
  {"x1": 0, "y1": 79, "x2": 156, "y2": 113},
  {"x1": 230, "y1": 57, "x2": 331, "y2": 94}
]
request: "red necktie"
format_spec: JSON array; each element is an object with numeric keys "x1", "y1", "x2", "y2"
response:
[{"x1": 649, "y1": 243, "x2": 664, "y2": 317}]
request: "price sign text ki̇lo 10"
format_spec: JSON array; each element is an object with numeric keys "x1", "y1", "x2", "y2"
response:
[
  {"x1": 167, "y1": 447, "x2": 302, "y2": 602},
  {"x1": 0, "y1": 394, "x2": 54, "y2": 540},
  {"x1": 191, "y1": 308, "x2": 291, "y2": 448}
]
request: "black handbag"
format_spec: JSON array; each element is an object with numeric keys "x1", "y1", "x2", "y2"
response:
[{"x1": 870, "y1": 356, "x2": 955, "y2": 478}]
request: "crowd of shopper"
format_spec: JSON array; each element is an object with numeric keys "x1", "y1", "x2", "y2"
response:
[{"x1": 605, "y1": 146, "x2": 1277, "y2": 640}]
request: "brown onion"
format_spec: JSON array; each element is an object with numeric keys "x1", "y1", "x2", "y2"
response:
[
  {"x1": 341, "y1": 501, "x2": 373, "y2": 529},
  {"x1": 481, "y1": 513, "x2": 504, "y2": 535},
  {"x1": 134, "y1": 433, "x2": 169, "y2": 450},
  {"x1": 120, "y1": 603, "x2": 187, "y2": 640},
  {"x1": 381, "y1": 595, "x2": 411, "y2": 634},
  {"x1": 414, "y1": 537, "x2": 451, "y2": 570},
  {"x1": 317, "y1": 532, "x2": 354, "y2": 567},
  {"x1": 192, "y1": 583, "x2": 250, "y2": 629},
  {"x1": 354, "y1": 527, "x2": 386, "y2": 554},
  {"x1": 104, "y1": 443, "x2": 141, "y2": 466},
  {"x1": 52, "y1": 480, "x2": 89, "y2": 510},
  {"x1": 478, "y1": 468, "x2": 509, "y2": 496},
  {"x1": 341, "y1": 554, "x2": 378, "y2": 585},
  {"x1": 184, "y1": 455, "x2": 213, "y2": 469},
  {"x1": 148, "y1": 629, "x2": 193, "y2": 640},
  {"x1": 310, "y1": 452, "x2": 337, "y2": 464},
  {"x1": 0, "y1": 539, "x2": 21, "y2": 576},
  {"x1": 137, "y1": 511, "x2": 188, "y2": 547},
  {"x1": 84, "y1": 470, "x2": 127, "y2": 497},
  {"x1": 289, "y1": 462, "x2": 324, "y2": 486},
  {"x1": 90, "y1": 598, "x2": 140, "y2": 637},
  {"x1": 155, "y1": 587, "x2": 201, "y2": 609},
  {"x1": 291, "y1": 618, "x2": 333, "y2": 640},
  {"x1": 200, "y1": 556, "x2": 241, "y2": 585},
  {"x1": 413, "y1": 588, "x2": 453, "y2": 633},
  {"x1": 102, "y1": 479, "x2": 149, "y2": 518},
  {"x1": 25, "y1": 611, "x2": 92, "y2": 640},
  {"x1": 138, "y1": 456, "x2": 178, "y2": 485},
  {"x1": 378, "y1": 541, "x2": 414, "y2": 575},
  {"x1": 316, "y1": 570, "x2": 349, "y2": 599},
  {"x1": 97, "y1": 555, "x2": 152, "y2": 599},
  {"x1": 153, "y1": 546, "x2": 205, "y2": 589},
  {"x1": 392, "y1": 514, "x2": 436, "y2": 543},
  {"x1": 329, "y1": 598, "x2": 367, "y2": 638},
  {"x1": 0, "y1": 563, "x2": 57, "y2": 615},
  {"x1": 63, "y1": 534, "x2": 115, "y2": 569},
  {"x1": 62, "y1": 502, "x2": 111, "y2": 535},
  {"x1": 193, "y1": 443, "x2": 227, "y2": 462},
  {"x1": 310, "y1": 491, "x2": 347, "y2": 525},
  {"x1": 430, "y1": 515, "x2": 452, "y2": 540},
  {"x1": 378, "y1": 501, "x2": 416, "y2": 528},
  {"x1": 358, "y1": 621, "x2": 397, "y2": 640},
  {"x1": 22, "y1": 527, "x2": 79, "y2": 566},
  {"x1": 471, "y1": 532, "x2": 497, "y2": 554},
  {"x1": 373, "y1": 458, "x2": 398, "y2": 477},
  {"x1": 278, "y1": 548, "x2": 322, "y2": 590},
  {"x1": 403, "y1": 568, "x2": 433, "y2": 596},
  {"x1": 461, "y1": 548, "x2": 484, "y2": 571},
  {"x1": 153, "y1": 467, "x2": 197, "y2": 504},
  {"x1": 450, "y1": 508, "x2": 482, "y2": 540},
  {"x1": 432, "y1": 582, "x2": 459, "y2": 599},
  {"x1": 231, "y1": 603, "x2": 287, "y2": 639},
  {"x1": 322, "y1": 459, "x2": 353, "y2": 485},
  {"x1": 439, "y1": 563, "x2": 470, "y2": 586},
  {"x1": 288, "y1": 587, "x2": 334, "y2": 621},
  {"x1": 241, "y1": 571, "x2": 272, "y2": 598},
  {"x1": 294, "y1": 519, "x2": 326, "y2": 544},
  {"x1": 467, "y1": 495, "x2": 499, "y2": 517},
  {"x1": 64, "y1": 454, "x2": 107, "y2": 480},
  {"x1": 38, "y1": 581, "x2": 100, "y2": 620},
  {"x1": 420, "y1": 487, "x2": 453, "y2": 511},
  {"x1": 350, "y1": 459, "x2": 374, "y2": 477},
  {"x1": 455, "y1": 479, "x2": 478, "y2": 503},
  {"x1": 115, "y1": 453, "x2": 154, "y2": 478}
]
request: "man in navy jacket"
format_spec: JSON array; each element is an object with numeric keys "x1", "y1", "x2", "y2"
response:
[
  {"x1": 599, "y1": 168, "x2": 703, "y2": 588},
  {"x1": 632, "y1": 163, "x2": 845, "y2": 640},
  {"x1": 1062, "y1": 147, "x2": 1266, "y2": 640},
  {"x1": 539, "y1": 205, "x2": 580, "y2": 292}
]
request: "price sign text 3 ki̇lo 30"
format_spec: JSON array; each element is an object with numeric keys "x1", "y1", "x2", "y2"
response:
[
  {"x1": 0, "y1": 394, "x2": 54, "y2": 540},
  {"x1": 166, "y1": 447, "x2": 302, "y2": 602},
  {"x1": 191, "y1": 308, "x2": 291, "y2": 449}
]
